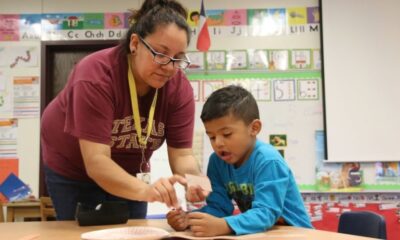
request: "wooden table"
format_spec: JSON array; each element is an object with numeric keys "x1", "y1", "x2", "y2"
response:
[
  {"x1": 0, "y1": 219, "x2": 379, "y2": 240},
  {"x1": 1, "y1": 201, "x2": 41, "y2": 222}
]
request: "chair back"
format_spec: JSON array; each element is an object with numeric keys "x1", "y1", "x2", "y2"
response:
[
  {"x1": 40, "y1": 196, "x2": 56, "y2": 221},
  {"x1": 338, "y1": 211, "x2": 386, "y2": 239}
]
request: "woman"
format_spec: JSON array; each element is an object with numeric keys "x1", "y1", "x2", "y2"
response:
[{"x1": 41, "y1": 0, "x2": 205, "y2": 220}]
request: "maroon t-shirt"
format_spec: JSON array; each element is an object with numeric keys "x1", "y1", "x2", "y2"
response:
[{"x1": 41, "y1": 46, "x2": 195, "y2": 181}]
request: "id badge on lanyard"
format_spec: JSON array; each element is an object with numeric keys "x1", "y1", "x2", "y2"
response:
[
  {"x1": 128, "y1": 56, "x2": 158, "y2": 184},
  {"x1": 137, "y1": 147, "x2": 151, "y2": 184}
]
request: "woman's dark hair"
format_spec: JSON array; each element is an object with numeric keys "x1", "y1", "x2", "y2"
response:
[
  {"x1": 121, "y1": 0, "x2": 191, "y2": 54},
  {"x1": 201, "y1": 85, "x2": 260, "y2": 125}
]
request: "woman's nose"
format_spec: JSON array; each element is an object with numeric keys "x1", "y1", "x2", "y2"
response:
[{"x1": 161, "y1": 61, "x2": 176, "y2": 73}]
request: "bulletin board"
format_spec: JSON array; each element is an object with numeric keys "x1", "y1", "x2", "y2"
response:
[
  {"x1": 0, "y1": 0, "x2": 324, "y2": 203},
  {"x1": 181, "y1": 1, "x2": 324, "y2": 188},
  {"x1": 188, "y1": 71, "x2": 323, "y2": 187}
]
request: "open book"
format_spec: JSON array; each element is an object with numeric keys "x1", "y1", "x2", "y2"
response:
[{"x1": 80, "y1": 226, "x2": 296, "y2": 240}]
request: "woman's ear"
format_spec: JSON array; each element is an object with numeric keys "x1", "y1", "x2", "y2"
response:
[
  {"x1": 129, "y1": 33, "x2": 139, "y2": 54},
  {"x1": 249, "y1": 119, "x2": 262, "y2": 136}
]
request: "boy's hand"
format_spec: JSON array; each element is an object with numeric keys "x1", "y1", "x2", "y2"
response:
[
  {"x1": 187, "y1": 212, "x2": 232, "y2": 237},
  {"x1": 166, "y1": 208, "x2": 188, "y2": 231}
]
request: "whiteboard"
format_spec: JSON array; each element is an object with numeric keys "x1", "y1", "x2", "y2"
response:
[{"x1": 321, "y1": 0, "x2": 400, "y2": 162}]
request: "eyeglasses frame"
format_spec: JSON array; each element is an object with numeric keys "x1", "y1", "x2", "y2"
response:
[{"x1": 138, "y1": 36, "x2": 191, "y2": 70}]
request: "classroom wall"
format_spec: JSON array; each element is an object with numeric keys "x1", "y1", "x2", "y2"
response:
[
  {"x1": 1, "y1": 0, "x2": 397, "y2": 205},
  {"x1": 1, "y1": 2, "x2": 399, "y2": 237},
  {"x1": 0, "y1": 0, "x2": 319, "y2": 199},
  {"x1": 0, "y1": 0, "x2": 138, "y2": 202}
]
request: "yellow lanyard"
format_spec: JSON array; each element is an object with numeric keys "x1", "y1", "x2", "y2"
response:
[{"x1": 127, "y1": 56, "x2": 158, "y2": 149}]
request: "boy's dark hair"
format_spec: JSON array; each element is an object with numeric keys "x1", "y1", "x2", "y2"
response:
[
  {"x1": 121, "y1": 0, "x2": 191, "y2": 54},
  {"x1": 201, "y1": 85, "x2": 259, "y2": 124}
]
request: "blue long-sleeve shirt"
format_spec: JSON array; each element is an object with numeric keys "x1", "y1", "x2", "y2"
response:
[{"x1": 199, "y1": 139, "x2": 312, "y2": 235}]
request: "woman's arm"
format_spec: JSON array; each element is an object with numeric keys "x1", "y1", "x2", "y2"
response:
[
  {"x1": 167, "y1": 146, "x2": 209, "y2": 202},
  {"x1": 167, "y1": 146, "x2": 201, "y2": 176},
  {"x1": 80, "y1": 139, "x2": 185, "y2": 207}
]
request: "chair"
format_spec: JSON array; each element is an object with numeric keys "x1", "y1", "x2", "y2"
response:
[
  {"x1": 338, "y1": 211, "x2": 387, "y2": 239},
  {"x1": 39, "y1": 196, "x2": 56, "y2": 221}
]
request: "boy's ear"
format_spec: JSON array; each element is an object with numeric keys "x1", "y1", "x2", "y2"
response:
[{"x1": 249, "y1": 119, "x2": 262, "y2": 136}]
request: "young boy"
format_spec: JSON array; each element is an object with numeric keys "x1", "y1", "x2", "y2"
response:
[{"x1": 167, "y1": 85, "x2": 312, "y2": 237}]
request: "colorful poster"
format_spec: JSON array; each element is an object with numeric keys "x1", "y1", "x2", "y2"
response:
[
  {"x1": 0, "y1": 7, "x2": 320, "y2": 41},
  {"x1": 187, "y1": 10, "x2": 200, "y2": 27},
  {"x1": 41, "y1": 13, "x2": 64, "y2": 31},
  {"x1": 206, "y1": 51, "x2": 226, "y2": 70},
  {"x1": 270, "y1": 134, "x2": 287, "y2": 147},
  {"x1": 248, "y1": 9, "x2": 268, "y2": 36},
  {"x1": 226, "y1": 50, "x2": 248, "y2": 70},
  {"x1": 122, "y1": 12, "x2": 131, "y2": 28},
  {"x1": 249, "y1": 79, "x2": 271, "y2": 101},
  {"x1": 375, "y1": 162, "x2": 399, "y2": 184},
  {"x1": 19, "y1": 14, "x2": 41, "y2": 40},
  {"x1": 205, "y1": 10, "x2": 224, "y2": 26},
  {"x1": 248, "y1": 49, "x2": 268, "y2": 69},
  {"x1": 0, "y1": 119, "x2": 17, "y2": 158},
  {"x1": 297, "y1": 79, "x2": 319, "y2": 100},
  {"x1": 315, "y1": 131, "x2": 364, "y2": 192},
  {"x1": 0, "y1": 157, "x2": 19, "y2": 202},
  {"x1": 41, "y1": 13, "x2": 64, "y2": 40},
  {"x1": 62, "y1": 14, "x2": 84, "y2": 30},
  {"x1": 0, "y1": 45, "x2": 39, "y2": 68},
  {"x1": 0, "y1": 72, "x2": 13, "y2": 117},
  {"x1": 312, "y1": 49, "x2": 321, "y2": 69},
  {"x1": 316, "y1": 162, "x2": 364, "y2": 192},
  {"x1": 267, "y1": 8, "x2": 286, "y2": 35},
  {"x1": 186, "y1": 52, "x2": 205, "y2": 71},
  {"x1": 0, "y1": 14, "x2": 19, "y2": 41},
  {"x1": 268, "y1": 50, "x2": 289, "y2": 70},
  {"x1": 290, "y1": 49, "x2": 311, "y2": 69},
  {"x1": 288, "y1": 7, "x2": 307, "y2": 25},
  {"x1": 83, "y1": 13, "x2": 104, "y2": 29},
  {"x1": 273, "y1": 79, "x2": 296, "y2": 101},
  {"x1": 105, "y1": 13, "x2": 125, "y2": 29},
  {"x1": 13, "y1": 76, "x2": 40, "y2": 118},
  {"x1": 307, "y1": 7, "x2": 320, "y2": 24},
  {"x1": 224, "y1": 9, "x2": 247, "y2": 26},
  {"x1": 248, "y1": 9, "x2": 285, "y2": 36}
]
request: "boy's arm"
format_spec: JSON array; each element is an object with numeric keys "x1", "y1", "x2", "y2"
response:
[
  {"x1": 197, "y1": 155, "x2": 234, "y2": 217},
  {"x1": 224, "y1": 159, "x2": 290, "y2": 235},
  {"x1": 187, "y1": 212, "x2": 232, "y2": 237}
]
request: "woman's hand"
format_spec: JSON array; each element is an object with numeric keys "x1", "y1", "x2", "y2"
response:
[
  {"x1": 167, "y1": 208, "x2": 188, "y2": 231},
  {"x1": 185, "y1": 185, "x2": 210, "y2": 203},
  {"x1": 143, "y1": 174, "x2": 187, "y2": 208},
  {"x1": 187, "y1": 212, "x2": 232, "y2": 237}
]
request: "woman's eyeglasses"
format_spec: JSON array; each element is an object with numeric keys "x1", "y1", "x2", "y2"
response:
[{"x1": 139, "y1": 36, "x2": 191, "y2": 70}]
